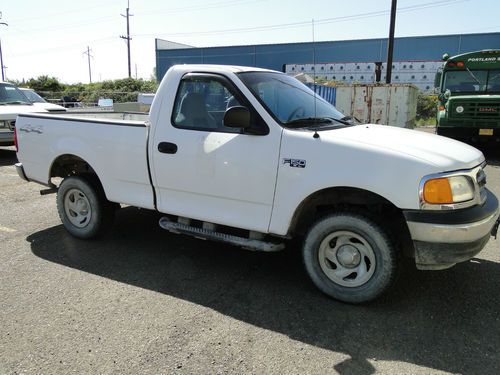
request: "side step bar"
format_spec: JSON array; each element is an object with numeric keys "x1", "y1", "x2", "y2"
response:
[{"x1": 159, "y1": 217, "x2": 285, "y2": 252}]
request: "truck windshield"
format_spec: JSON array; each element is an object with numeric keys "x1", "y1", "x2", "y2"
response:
[
  {"x1": 443, "y1": 70, "x2": 500, "y2": 93},
  {"x1": 0, "y1": 83, "x2": 31, "y2": 105},
  {"x1": 21, "y1": 89, "x2": 47, "y2": 103},
  {"x1": 238, "y1": 72, "x2": 347, "y2": 127}
]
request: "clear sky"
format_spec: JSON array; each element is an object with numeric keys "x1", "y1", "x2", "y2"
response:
[{"x1": 1, "y1": 0, "x2": 499, "y2": 83}]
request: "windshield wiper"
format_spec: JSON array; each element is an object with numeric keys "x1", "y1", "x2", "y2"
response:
[
  {"x1": 465, "y1": 67, "x2": 483, "y2": 86},
  {"x1": 340, "y1": 115, "x2": 363, "y2": 124},
  {"x1": 285, "y1": 117, "x2": 350, "y2": 128}
]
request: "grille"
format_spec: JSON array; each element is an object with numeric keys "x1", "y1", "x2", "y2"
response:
[
  {"x1": 8, "y1": 120, "x2": 15, "y2": 130},
  {"x1": 451, "y1": 101, "x2": 500, "y2": 119}
]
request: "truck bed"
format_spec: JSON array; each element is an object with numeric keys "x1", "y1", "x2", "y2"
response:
[
  {"x1": 16, "y1": 112, "x2": 155, "y2": 210},
  {"x1": 55, "y1": 111, "x2": 150, "y2": 122}
]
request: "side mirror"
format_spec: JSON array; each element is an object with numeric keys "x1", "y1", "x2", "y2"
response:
[
  {"x1": 444, "y1": 89, "x2": 451, "y2": 99},
  {"x1": 223, "y1": 106, "x2": 251, "y2": 129}
]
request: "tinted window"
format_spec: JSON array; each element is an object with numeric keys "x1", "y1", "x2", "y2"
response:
[
  {"x1": 443, "y1": 70, "x2": 487, "y2": 93},
  {"x1": 0, "y1": 84, "x2": 31, "y2": 105},
  {"x1": 487, "y1": 70, "x2": 500, "y2": 92},
  {"x1": 172, "y1": 76, "x2": 242, "y2": 132}
]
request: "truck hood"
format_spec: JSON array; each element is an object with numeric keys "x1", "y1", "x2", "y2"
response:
[
  {"x1": 0, "y1": 104, "x2": 48, "y2": 120},
  {"x1": 324, "y1": 124, "x2": 484, "y2": 171},
  {"x1": 32, "y1": 102, "x2": 67, "y2": 112}
]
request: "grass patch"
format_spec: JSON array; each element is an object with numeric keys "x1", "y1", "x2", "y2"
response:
[{"x1": 415, "y1": 118, "x2": 436, "y2": 127}]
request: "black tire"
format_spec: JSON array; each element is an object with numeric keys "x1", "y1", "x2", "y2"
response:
[
  {"x1": 56, "y1": 175, "x2": 115, "y2": 239},
  {"x1": 302, "y1": 212, "x2": 397, "y2": 303}
]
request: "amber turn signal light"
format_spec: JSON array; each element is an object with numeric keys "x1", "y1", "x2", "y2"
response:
[{"x1": 423, "y1": 178, "x2": 453, "y2": 204}]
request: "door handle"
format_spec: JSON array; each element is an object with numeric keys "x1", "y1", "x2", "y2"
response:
[{"x1": 158, "y1": 142, "x2": 178, "y2": 154}]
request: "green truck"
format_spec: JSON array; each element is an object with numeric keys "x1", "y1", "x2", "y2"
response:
[{"x1": 435, "y1": 50, "x2": 500, "y2": 143}]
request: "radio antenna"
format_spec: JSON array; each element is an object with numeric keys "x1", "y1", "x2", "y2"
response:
[
  {"x1": 312, "y1": 19, "x2": 317, "y2": 121},
  {"x1": 312, "y1": 19, "x2": 320, "y2": 139}
]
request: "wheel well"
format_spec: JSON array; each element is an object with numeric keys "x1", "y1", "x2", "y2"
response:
[
  {"x1": 50, "y1": 154, "x2": 97, "y2": 179},
  {"x1": 289, "y1": 187, "x2": 414, "y2": 257}
]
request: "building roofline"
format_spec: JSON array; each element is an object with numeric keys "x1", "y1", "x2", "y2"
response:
[{"x1": 155, "y1": 31, "x2": 500, "y2": 51}]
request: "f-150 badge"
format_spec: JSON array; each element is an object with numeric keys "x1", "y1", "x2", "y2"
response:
[{"x1": 283, "y1": 158, "x2": 306, "y2": 168}]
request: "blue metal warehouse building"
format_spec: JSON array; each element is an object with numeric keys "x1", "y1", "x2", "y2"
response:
[{"x1": 155, "y1": 32, "x2": 500, "y2": 89}]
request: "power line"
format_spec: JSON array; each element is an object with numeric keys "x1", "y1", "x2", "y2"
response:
[
  {"x1": 136, "y1": 0, "x2": 265, "y2": 16},
  {"x1": 7, "y1": 0, "x2": 261, "y2": 37},
  {"x1": 12, "y1": 36, "x2": 116, "y2": 57},
  {"x1": 139, "y1": 0, "x2": 468, "y2": 38},
  {"x1": 7, "y1": 1, "x2": 123, "y2": 22},
  {"x1": 9, "y1": 15, "x2": 119, "y2": 36}
]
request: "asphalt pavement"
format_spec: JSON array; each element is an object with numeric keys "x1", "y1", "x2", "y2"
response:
[{"x1": 1, "y1": 141, "x2": 499, "y2": 375}]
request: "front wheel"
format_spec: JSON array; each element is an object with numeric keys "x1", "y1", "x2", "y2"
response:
[
  {"x1": 56, "y1": 175, "x2": 114, "y2": 239},
  {"x1": 302, "y1": 212, "x2": 398, "y2": 303}
]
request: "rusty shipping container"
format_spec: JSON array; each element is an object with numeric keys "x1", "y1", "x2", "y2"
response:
[{"x1": 334, "y1": 84, "x2": 419, "y2": 128}]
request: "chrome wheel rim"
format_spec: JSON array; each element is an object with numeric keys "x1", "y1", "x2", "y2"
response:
[
  {"x1": 318, "y1": 230, "x2": 376, "y2": 287},
  {"x1": 64, "y1": 188, "x2": 92, "y2": 228}
]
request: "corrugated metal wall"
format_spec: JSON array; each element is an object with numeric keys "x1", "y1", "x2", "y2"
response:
[
  {"x1": 156, "y1": 32, "x2": 500, "y2": 81},
  {"x1": 304, "y1": 83, "x2": 336, "y2": 105}
]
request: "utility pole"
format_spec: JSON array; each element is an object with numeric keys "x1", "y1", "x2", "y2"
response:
[
  {"x1": 120, "y1": 0, "x2": 133, "y2": 78},
  {"x1": 83, "y1": 46, "x2": 93, "y2": 83},
  {"x1": 0, "y1": 12, "x2": 8, "y2": 82},
  {"x1": 0, "y1": 38, "x2": 4, "y2": 81},
  {"x1": 385, "y1": 0, "x2": 397, "y2": 84}
]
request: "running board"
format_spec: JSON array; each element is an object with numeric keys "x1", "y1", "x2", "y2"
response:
[{"x1": 159, "y1": 217, "x2": 285, "y2": 252}]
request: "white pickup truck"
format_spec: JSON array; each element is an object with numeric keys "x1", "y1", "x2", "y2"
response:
[
  {"x1": 15, "y1": 65, "x2": 500, "y2": 303},
  {"x1": 0, "y1": 82, "x2": 52, "y2": 146}
]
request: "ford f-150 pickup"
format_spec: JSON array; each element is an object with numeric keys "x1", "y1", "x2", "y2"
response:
[{"x1": 15, "y1": 65, "x2": 500, "y2": 303}]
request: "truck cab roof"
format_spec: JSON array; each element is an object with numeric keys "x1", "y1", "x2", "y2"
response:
[{"x1": 169, "y1": 64, "x2": 279, "y2": 74}]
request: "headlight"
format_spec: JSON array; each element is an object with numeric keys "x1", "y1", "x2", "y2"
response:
[{"x1": 423, "y1": 175, "x2": 474, "y2": 204}]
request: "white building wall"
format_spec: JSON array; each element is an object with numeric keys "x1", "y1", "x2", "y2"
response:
[{"x1": 287, "y1": 60, "x2": 442, "y2": 92}]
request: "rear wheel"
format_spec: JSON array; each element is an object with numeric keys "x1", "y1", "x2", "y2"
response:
[
  {"x1": 302, "y1": 212, "x2": 397, "y2": 303},
  {"x1": 57, "y1": 175, "x2": 114, "y2": 239}
]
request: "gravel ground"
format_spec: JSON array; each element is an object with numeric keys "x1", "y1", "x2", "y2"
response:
[{"x1": 1, "y1": 140, "x2": 500, "y2": 375}]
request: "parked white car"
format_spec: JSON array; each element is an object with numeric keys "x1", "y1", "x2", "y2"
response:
[
  {"x1": 14, "y1": 65, "x2": 500, "y2": 303},
  {"x1": 19, "y1": 88, "x2": 66, "y2": 112},
  {"x1": 0, "y1": 82, "x2": 49, "y2": 146}
]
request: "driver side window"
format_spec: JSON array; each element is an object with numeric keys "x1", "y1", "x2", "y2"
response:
[{"x1": 172, "y1": 76, "x2": 242, "y2": 132}]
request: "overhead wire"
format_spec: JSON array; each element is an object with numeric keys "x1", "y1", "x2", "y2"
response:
[
  {"x1": 135, "y1": 0, "x2": 266, "y2": 16},
  {"x1": 136, "y1": 0, "x2": 470, "y2": 38},
  {"x1": 6, "y1": 0, "x2": 483, "y2": 60}
]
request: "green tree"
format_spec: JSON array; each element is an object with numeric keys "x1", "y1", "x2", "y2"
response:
[
  {"x1": 18, "y1": 76, "x2": 158, "y2": 104},
  {"x1": 416, "y1": 93, "x2": 438, "y2": 120},
  {"x1": 26, "y1": 76, "x2": 63, "y2": 93}
]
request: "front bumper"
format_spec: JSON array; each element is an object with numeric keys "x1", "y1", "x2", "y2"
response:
[
  {"x1": 437, "y1": 126, "x2": 500, "y2": 143},
  {"x1": 404, "y1": 189, "x2": 499, "y2": 270}
]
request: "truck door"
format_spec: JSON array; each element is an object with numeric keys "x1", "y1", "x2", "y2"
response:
[{"x1": 150, "y1": 73, "x2": 282, "y2": 233}]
